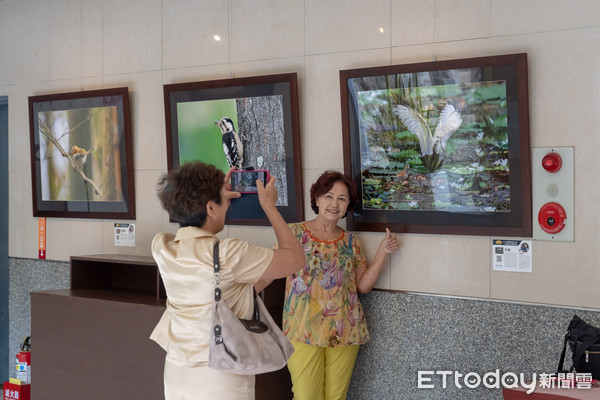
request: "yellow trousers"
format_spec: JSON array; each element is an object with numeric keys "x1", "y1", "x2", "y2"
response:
[{"x1": 287, "y1": 341, "x2": 360, "y2": 400}]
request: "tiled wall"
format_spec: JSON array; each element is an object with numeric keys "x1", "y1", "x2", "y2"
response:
[
  {"x1": 11, "y1": 257, "x2": 600, "y2": 398},
  {"x1": 4, "y1": 0, "x2": 600, "y2": 309}
]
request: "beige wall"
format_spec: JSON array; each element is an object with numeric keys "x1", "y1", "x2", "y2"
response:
[{"x1": 3, "y1": 0, "x2": 600, "y2": 309}]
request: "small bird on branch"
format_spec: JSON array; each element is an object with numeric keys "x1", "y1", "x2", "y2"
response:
[{"x1": 69, "y1": 145, "x2": 95, "y2": 169}]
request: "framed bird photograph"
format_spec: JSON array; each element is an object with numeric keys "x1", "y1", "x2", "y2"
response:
[
  {"x1": 163, "y1": 72, "x2": 303, "y2": 226},
  {"x1": 28, "y1": 87, "x2": 135, "y2": 219},
  {"x1": 340, "y1": 53, "x2": 531, "y2": 236}
]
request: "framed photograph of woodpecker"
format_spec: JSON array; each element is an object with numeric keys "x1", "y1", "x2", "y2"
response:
[
  {"x1": 340, "y1": 53, "x2": 532, "y2": 236},
  {"x1": 163, "y1": 72, "x2": 303, "y2": 226},
  {"x1": 28, "y1": 87, "x2": 135, "y2": 219}
]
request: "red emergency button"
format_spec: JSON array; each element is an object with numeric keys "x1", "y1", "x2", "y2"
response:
[
  {"x1": 538, "y1": 202, "x2": 566, "y2": 234},
  {"x1": 542, "y1": 152, "x2": 562, "y2": 173}
]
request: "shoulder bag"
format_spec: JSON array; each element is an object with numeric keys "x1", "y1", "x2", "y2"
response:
[
  {"x1": 208, "y1": 241, "x2": 294, "y2": 375},
  {"x1": 557, "y1": 314, "x2": 600, "y2": 379}
]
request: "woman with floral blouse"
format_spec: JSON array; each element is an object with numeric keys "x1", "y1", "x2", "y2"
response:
[{"x1": 282, "y1": 170, "x2": 400, "y2": 400}]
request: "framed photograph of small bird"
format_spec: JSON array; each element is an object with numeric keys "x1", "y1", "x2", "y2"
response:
[
  {"x1": 28, "y1": 87, "x2": 135, "y2": 219},
  {"x1": 340, "y1": 53, "x2": 531, "y2": 237},
  {"x1": 164, "y1": 73, "x2": 303, "y2": 226}
]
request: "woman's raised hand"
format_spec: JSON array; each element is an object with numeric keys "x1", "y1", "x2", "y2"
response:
[
  {"x1": 380, "y1": 228, "x2": 399, "y2": 255},
  {"x1": 257, "y1": 175, "x2": 278, "y2": 211}
]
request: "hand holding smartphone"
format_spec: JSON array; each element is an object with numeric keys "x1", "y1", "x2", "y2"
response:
[{"x1": 230, "y1": 169, "x2": 270, "y2": 193}]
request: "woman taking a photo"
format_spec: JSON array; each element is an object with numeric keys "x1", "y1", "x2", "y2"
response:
[
  {"x1": 150, "y1": 161, "x2": 304, "y2": 400},
  {"x1": 283, "y1": 170, "x2": 400, "y2": 400}
]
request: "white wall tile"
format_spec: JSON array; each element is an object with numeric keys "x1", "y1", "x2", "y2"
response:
[
  {"x1": 228, "y1": 225, "x2": 277, "y2": 249},
  {"x1": 1, "y1": 0, "x2": 52, "y2": 84},
  {"x1": 390, "y1": 234, "x2": 490, "y2": 298},
  {"x1": 305, "y1": 0, "x2": 391, "y2": 55},
  {"x1": 231, "y1": 0, "x2": 304, "y2": 62},
  {"x1": 49, "y1": 0, "x2": 82, "y2": 81},
  {"x1": 103, "y1": 0, "x2": 162, "y2": 75},
  {"x1": 491, "y1": 0, "x2": 600, "y2": 36},
  {"x1": 80, "y1": 77, "x2": 105, "y2": 92},
  {"x1": 81, "y1": 0, "x2": 104, "y2": 78},
  {"x1": 432, "y1": 38, "x2": 491, "y2": 60},
  {"x1": 162, "y1": 64, "x2": 232, "y2": 85},
  {"x1": 46, "y1": 79, "x2": 97, "y2": 93},
  {"x1": 434, "y1": 0, "x2": 491, "y2": 42},
  {"x1": 356, "y1": 230, "x2": 392, "y2": 290},
  {"x1": 392, "y1": 0, "x2": 435, "y2": 47},
  {"x1": 230, "y1": 57, "x2": 305, "y2": 80},
  {"x1": 162, "y1": 0, "x2": 229, "y2": 69},
  {"x1": 391, "y1": 43, "x2": 436, "y2": 66}
]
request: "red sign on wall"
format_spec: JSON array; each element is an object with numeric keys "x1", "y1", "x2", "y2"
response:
[{"x1": 38, "y1": 217, "x2": 46, "y2": 259}]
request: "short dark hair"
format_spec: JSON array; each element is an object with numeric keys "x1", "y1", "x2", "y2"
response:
[
  {"x1": 157, "y1": 161, "x2": 224, "y2": 227},
  {"x1": 310, "y1": 170, "x2": 358, "y2": 218}
]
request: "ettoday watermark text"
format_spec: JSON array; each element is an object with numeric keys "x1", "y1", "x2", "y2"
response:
[{"x1": 417, "y1": 370, "x2": 536, "y2": 394}]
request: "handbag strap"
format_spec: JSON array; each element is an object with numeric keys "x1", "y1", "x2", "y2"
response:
[
  {"x1": 212, "y1": 241, "x2": 223, "y2": 345},
  {"x1": 213, "y1": 241, "x2": 222, "y2": 302},
  {"x1": 212, "y1": 240, "x2": 260, "y2": 319},
  {"x1": 557, "y1": 329, "x2": 572, "y2": 373}
]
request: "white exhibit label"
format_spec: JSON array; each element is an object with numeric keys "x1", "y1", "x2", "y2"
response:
[
  {"x1": 114, "y1": 223, "x2": 135, "y2": 247},
  {"x1": 492, "y1": 239, "x2": 532, "y2": 273}
]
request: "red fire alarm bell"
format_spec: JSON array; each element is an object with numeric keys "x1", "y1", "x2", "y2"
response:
[{"x1": 538, "y1": 202, "x2": 567, "y2": 234}]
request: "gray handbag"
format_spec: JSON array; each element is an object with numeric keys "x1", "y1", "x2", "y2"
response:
[{"x1": 208, "y1": 241, "x2": 294, "y2": 375}]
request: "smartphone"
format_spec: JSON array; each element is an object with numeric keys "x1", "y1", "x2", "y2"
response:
[{"x1": 230, "y1": 170, "x2": 270, "y2": 193}]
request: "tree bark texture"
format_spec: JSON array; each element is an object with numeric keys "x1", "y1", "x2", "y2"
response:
[{"x1": 236, "y1": 96, "x2": 288, "y2": 206}]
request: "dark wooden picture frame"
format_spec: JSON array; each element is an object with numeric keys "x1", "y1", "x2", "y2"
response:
[
  {"x1": 164, "y1": 72, "x2": 303, "y2": 226},
  {"x1": 29, "y1": 87, "x2": 135, "y2": 220},
  {"x1": 340, "y1": 53, "x2": 531, "y2": 236}
]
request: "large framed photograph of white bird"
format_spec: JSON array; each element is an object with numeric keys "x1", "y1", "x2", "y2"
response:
[
  {"x1": 28, "y1": 87, "x2": 135, "y2": 219},
  {"x1": 340, "y1": 53, "x2": 531, "y2": 236},
  {"x1": 163, "y1": 73, "x2": 303, "y2": 225}
]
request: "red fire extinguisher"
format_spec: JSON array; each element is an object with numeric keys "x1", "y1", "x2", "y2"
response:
[
  {"x1": 2, "y1": 337, "x2": 31, "y2": 400},
  {"x1": 15, "y1": 337, "x2": 31, "y2": 384}
]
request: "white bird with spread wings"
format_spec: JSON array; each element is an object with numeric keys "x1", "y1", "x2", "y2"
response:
[{"x1": 393, "y1": 97, "x2": 463, "y2": 172}]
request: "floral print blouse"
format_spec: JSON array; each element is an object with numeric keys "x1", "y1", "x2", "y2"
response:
[{"x1": 282, "y1": 222, "x2": 370, "y2": 347}]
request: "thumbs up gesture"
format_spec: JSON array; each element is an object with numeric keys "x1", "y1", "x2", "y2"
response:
[{"x1": 380, "y1": 228, "x2": 399, "y2": 255}]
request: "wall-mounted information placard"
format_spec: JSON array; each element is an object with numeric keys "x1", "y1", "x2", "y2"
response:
[{"x1": 492, "y1": 239, "x2": 532, "y2": 273}]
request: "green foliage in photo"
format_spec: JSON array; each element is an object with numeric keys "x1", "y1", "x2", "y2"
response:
[{"x1": 177, "y1": 99, "x2": 237, "y2": 172}]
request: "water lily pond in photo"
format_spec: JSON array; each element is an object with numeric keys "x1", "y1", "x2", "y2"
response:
[{"x1": 355, "y1": 80, "x2": 511, "y2": 213}]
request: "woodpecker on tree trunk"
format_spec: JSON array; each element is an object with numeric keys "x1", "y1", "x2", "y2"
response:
[{"x1": 214, "y1": 117, "x2": 244, "y2": 169}]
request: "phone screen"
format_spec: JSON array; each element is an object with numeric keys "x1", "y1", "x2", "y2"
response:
[{"x1": 231, "y1": 170, "x2": 269, "y2": 193}]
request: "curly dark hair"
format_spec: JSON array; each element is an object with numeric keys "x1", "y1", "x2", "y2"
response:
[
  {"x1": 310, "y1": 170, "x2": 358, "y2": 218},
  {"x1": 157, "y1": 161, "x2": 224, "y2": 227}
]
